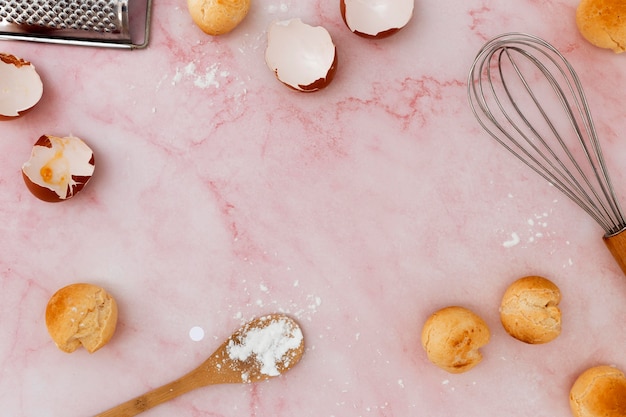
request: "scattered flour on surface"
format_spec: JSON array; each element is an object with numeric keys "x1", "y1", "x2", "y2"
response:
[
  {"x1": 172, "y1": 62, "x2": 225, "y2": 89},
  {"x1": 267, "y1": 3, "x2": 289, "y2": 13},
  {"x1": 503, "y1": 232, "x2": 520, "y2": 248},
  {"x1": 502, "y1": 210, "x2": 553, "y2": 247}
]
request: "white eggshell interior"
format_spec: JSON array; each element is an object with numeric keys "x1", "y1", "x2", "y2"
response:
[
  {"x1": 344, "y1": 0, "x2": 414, "y2": 36},
  {"x1": 22, "y1": 136, "x2": 94, "y2": 199},
  {"x1": 0, "y1": 60, "x2": 43, "y2": 117},
  {"x1": 265, "y1": 18, "x2": 335, "y2": 91}
]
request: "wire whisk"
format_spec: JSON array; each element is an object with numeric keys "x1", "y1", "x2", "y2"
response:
[{"x1": 467, "y1": 32, "x2": 626, "y2": 275}]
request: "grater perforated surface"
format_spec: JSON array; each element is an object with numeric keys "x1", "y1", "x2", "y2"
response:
[{"x1": 0, "y1": 0, "x2": 126, "y2": 33}]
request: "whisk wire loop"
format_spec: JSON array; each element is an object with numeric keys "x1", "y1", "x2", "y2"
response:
[
  {"x1": 468, "y1": 33, "x2": 626, "y2": 235},
  {"x1": 500, "y1": 46, "x2": 619, "y2": 231},
  {"x1": 472, "y1": 43, "x2": 607, "y2": 227}
]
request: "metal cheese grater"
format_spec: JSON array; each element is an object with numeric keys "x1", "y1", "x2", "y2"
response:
[{"x1": 0, "y1": 0, "x2": 152, "y2": 49}]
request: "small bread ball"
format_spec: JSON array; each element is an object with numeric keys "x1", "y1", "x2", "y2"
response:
[
  {"x1": 45, "y1": 283, "x2": 118, "y2": 353},
  {"x1": 570, "y1": 365, "x2": 626, "y2": 417},
  {"x1": 421, "y1": 306, "x2": 490, "y2": 374},
  {"x1": 500, "y1": 276, "x2": 561, "y2": 344},
  {"x1": 576, "y1": 0, "x2": 626, "y2": 53},
  {"x1": 187, "y1": 0, "x2": 251, "y2": 36}
]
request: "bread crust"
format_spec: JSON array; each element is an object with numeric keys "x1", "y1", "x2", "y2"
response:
[
  {"x1": 570, "y1": 365, "x2": 626, "y2": 417},
  {"x1": 421, "y1": 306, "x2": 490, "y2": 374},
  {"x1": 576, "y1": 0, "x2": 626, "y2": 53},
  {"x1": 45, "y1": 283, "x2": 118, "y2": 353},
  {"x1": 500, "y1": 276, "x2": 561, "y2": 344},
  {"x1": 187, "y1": 0, "x2": 251, "y2": 36}
]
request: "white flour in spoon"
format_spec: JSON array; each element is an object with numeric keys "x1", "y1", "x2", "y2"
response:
[{"x1": 227, "y1": 317, "x2": 303, "y2": 377}]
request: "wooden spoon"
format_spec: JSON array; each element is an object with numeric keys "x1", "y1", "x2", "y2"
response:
[{"x1": 95, "y1": 314, "x2": 305, "y2": 417}]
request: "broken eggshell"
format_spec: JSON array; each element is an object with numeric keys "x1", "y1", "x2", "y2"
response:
[
  {"x1": 22, "y1": 135, "x2": 95, "y2": 202},
  {"x1": 265, "y1": 18, "x2": 337, "y2": 92},
  {"x1": 340, "y1": 0, "x2": 414, "y2": 38},
  {"x1": 0, "y1": 53, "x2": 43, "y2": 119}
]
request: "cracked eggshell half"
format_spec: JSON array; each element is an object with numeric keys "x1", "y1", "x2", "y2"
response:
[
  {"x1": 340, "y1": 0, "x2": 414, "y2": 38},
  {"x1": 22, "y1": 135, "x2": 95, "y2": 202},
  {"x1": 265, "y1": 18, "x2": 338, "y2": 92},
  {"x1": 0, "y1": 53, "x2": 43, "y2": 119}
]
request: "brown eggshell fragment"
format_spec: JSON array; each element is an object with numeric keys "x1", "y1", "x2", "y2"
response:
[
  {"x1": 340, "y1": 0, "x2": 414, "y2": 38},
  {"x1": 500, "y1": 276, "x2": 562, "y2": 344},
  {"x1": 570, "y1": 365, "x2": 626, "y2": 417},
  {"x1": 421, "y1": 306, "x2": 490, "y2": 374},
  {"x1": 265, "y1": 18, "x2": 337, "y2": 92},
  {"x1": 0, "y1": 53, "x2": 43, "y2": 119},
  {"x1": 22, "y1": 135, "x2": 95, "y2": 202}
]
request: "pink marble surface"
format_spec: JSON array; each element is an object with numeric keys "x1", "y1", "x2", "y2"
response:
[{"x1": 2, "y1": 0, "x2": 626, "y2": 416}]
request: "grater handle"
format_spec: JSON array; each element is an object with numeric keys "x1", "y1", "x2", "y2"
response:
[{"x1": 0, "y1": 0, "x2": 152, "y2": 49}]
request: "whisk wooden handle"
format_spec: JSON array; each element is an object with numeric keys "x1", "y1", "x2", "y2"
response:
[{"x1": 603, "y1": 229, "x2": 626, "y2": 277}]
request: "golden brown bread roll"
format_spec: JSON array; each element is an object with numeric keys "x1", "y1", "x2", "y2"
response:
[
  {"x1": 570, "y1": 365, "x2": 626, "y2": 417},
  {"x1": 500, "y1": 275, "x2": 561, "y2": 344},
  {"x1": 45, "y1": 283, "x2": 118, "y2": 353},
  {"x1": 421, "y1": 306, "x2": 490, "y2": 374},
  {"x1": 576, "y1": 0, "x2": 626, "y2": 53},
  {"x1": 187, "y1": 0, "x2": 251, "y2": 36}
]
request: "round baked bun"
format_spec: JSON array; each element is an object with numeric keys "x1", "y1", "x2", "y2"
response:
[
  {"x1": 500, "y1": 276, "x2": 561, "y2": 344},
  {"x1": 570, "y1": 365, "x2": 626, "y2": 417},
  {"x1": 45, "y1": 283, "x2": 118, "y2": 353},
  {"x1": 187, "y1": 0, "x2": 251, "y2": 36},
  {"x1": 576, "y1": 0, "x2": 626, "y2": 53},
  {"x1": 421, "y1": 306, "x2": 490, "y2": 374}
]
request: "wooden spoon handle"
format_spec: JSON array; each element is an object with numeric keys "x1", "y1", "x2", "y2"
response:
[
  {"x1": 93, "y1": 314, "x2": 304, "y2": 416},
  {"x1": 603, "y1": 228, "x2": 626, "y2": 277},
  {"x1": 94, "y1": 369, "x2": 207, "y2": 417}
]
